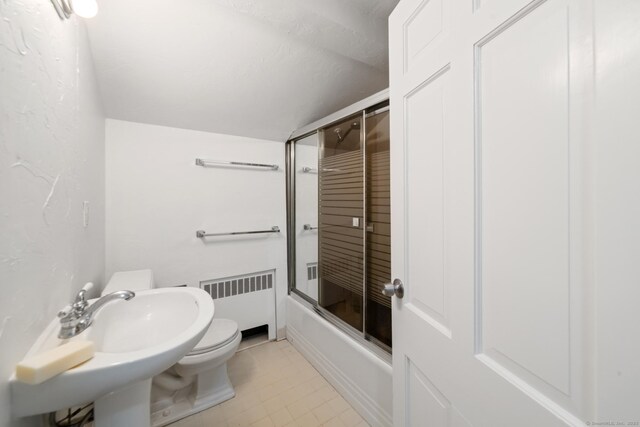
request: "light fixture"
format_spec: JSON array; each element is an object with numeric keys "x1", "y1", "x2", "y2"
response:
[{"x1": 50, "y1": 0, "x2": 98, "y2": 19}]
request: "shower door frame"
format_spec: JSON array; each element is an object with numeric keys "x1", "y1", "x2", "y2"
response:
[{"x1": 286, "y1": 91, "x2": 392, "y2": 356}]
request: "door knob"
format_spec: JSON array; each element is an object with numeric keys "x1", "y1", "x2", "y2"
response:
[{"x1": 382, "y1": 279, "x2": 404, "y2": 299}]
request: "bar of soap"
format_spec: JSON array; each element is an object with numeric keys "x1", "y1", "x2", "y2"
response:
[{"x1": 15, "y1": 341, "x2": 95, "y2": 385}]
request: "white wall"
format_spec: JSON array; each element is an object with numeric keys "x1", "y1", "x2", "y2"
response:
[
  {"x1": 0, "y1": 2, "x2": 105, "y2": 426},
  {"x1": 105, "y1": 120, "x2": 287, "y2": 337}
]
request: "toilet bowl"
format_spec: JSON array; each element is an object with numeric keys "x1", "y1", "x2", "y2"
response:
[
  {"x1": 102, "y1": 270, "x2": 241, "y2": 427},
  {"x1": 150, "y1": 318, "x2": 241, "y2": 426}
]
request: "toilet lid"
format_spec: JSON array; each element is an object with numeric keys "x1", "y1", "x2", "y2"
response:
[{"x1": 188, "y1": 319, "x2": 239, "y2": 355}]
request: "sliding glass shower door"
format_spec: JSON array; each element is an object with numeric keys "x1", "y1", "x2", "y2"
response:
[
  {"x1": 288, "y1": 101, "x2": 391, "y2": 351},
  {"x1": 318, "y1": 115, "x2": 365, "y2": 331}
]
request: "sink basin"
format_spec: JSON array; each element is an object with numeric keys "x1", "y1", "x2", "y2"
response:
[{"x1": 10, "y1": 287, "x2": 214, "y2": 423}]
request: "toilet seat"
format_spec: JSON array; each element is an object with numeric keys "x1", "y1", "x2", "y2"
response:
[
  {"x1": 188, "y1": 319, "x2": 239, "y2": 356},
  {"x1": 174, "y1": 327, "x2": 241, "y2": 378}
]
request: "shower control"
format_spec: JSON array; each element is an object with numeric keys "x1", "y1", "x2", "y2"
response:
[{"x1": 382, "y1": 279, "x2": 404, "y2": 299}]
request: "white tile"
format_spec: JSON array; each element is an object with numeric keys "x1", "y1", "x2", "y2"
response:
[
  {"x1": 269, "y1": 407, "x2": 294, "y2": 427},
  {"x1": 285, "y1": 397, "x2": 311, "y2": 420},
  {"x1": 309, "y1": 376, "x2": 330, "y2": 391},
  {"x1": 327, "y1": 396, "x2": 350, "y2": 414},
  {"x1": 257, "y1": 384, "x2": 278, "y2": 402},
  {"x1": 200, "y1": 405, "x2": 225, "y2": 424},
  {"x1": 172, "y1": 340, "x2": 367, "y2": 427},
  {"x1": 251, "y1": 416, "x2": 275, "y2": 427},
  {"x1": 312, "y1": 401, "x2": 336, "y2": 424},
  {"x1": 338, "y1": 409, "x2": 365, "y2": 427},
  {"x1": 263, "y1": 395, "x2": 287, "y2": 415},
  {"x1": 322, "y1": 417, "x2": 347, "y2": 427},
  {"x1": 227, "y1": 406, "x2": 268, "y2": 427},
  {"x1": 295, "y1": 411, "x2": 321, "y2": 427}
]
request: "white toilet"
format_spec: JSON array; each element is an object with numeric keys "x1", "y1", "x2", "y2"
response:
[{"x1": 102, "y1": 270, "x2": 241, "y2": 427}]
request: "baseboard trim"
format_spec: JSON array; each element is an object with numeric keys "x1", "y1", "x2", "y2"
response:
[{"x1": 286, "y1": 325, "x2": 392, "y2": 427}]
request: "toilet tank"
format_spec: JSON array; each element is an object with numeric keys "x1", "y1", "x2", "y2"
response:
[{"x1": 102, "y1": 269, "x2": 155, "y2": 296}]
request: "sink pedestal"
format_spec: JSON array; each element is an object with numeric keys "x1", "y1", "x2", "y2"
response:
[{"x1": 94, "y1": 379, "x2": 151, "y2": 427}]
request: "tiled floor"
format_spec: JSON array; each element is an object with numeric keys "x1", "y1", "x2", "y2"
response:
[{"x1": 168, "y1": 339, "x2": 370, "y2": 427}]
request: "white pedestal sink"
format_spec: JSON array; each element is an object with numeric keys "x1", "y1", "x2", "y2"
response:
[{"x1": 10, "y1": 287, "x2": 214, "y2": 426}]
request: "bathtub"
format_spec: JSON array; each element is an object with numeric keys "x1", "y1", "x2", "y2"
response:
[{"x1": 285, "y1": 295, "x2": 393, "y2": 427}]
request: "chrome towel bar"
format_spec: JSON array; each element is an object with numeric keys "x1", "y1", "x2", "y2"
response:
[
  {"x1": 196, "y1": 226, "x2": 280, "y2": 238},
  {"x1": 195, "y1": 158, "x2": 279, "y2": 170}
]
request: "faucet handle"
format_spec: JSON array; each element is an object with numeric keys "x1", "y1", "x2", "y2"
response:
[
  {"x1": 71, "y1": 289, "x2": 88, "y2": 314},
  {"x1": 74, "y1": 289, "x2": 87, "y2": 303}
]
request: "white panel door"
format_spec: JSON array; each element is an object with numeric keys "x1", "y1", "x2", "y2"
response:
[{"x1": 390, "y1": 0, "x2": 640, "y2": 425}]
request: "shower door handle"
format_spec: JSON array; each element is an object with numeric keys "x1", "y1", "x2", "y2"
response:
[{"x1": 382, "y1": 279, "x2": 404, "y2": 299}]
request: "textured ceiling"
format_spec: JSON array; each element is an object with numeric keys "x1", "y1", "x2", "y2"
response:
[{"x1": 86, "y1": 0, "x2": 399, "y2": 141}]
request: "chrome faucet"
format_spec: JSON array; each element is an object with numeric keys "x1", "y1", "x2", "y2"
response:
[{"x1": 58, "y1": 289, "x2": 135, "y2": 339}]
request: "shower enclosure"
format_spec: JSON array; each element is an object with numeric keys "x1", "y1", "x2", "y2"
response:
[{"x1": 287, "y1": 99, "x2": 391, "y2": 351}]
